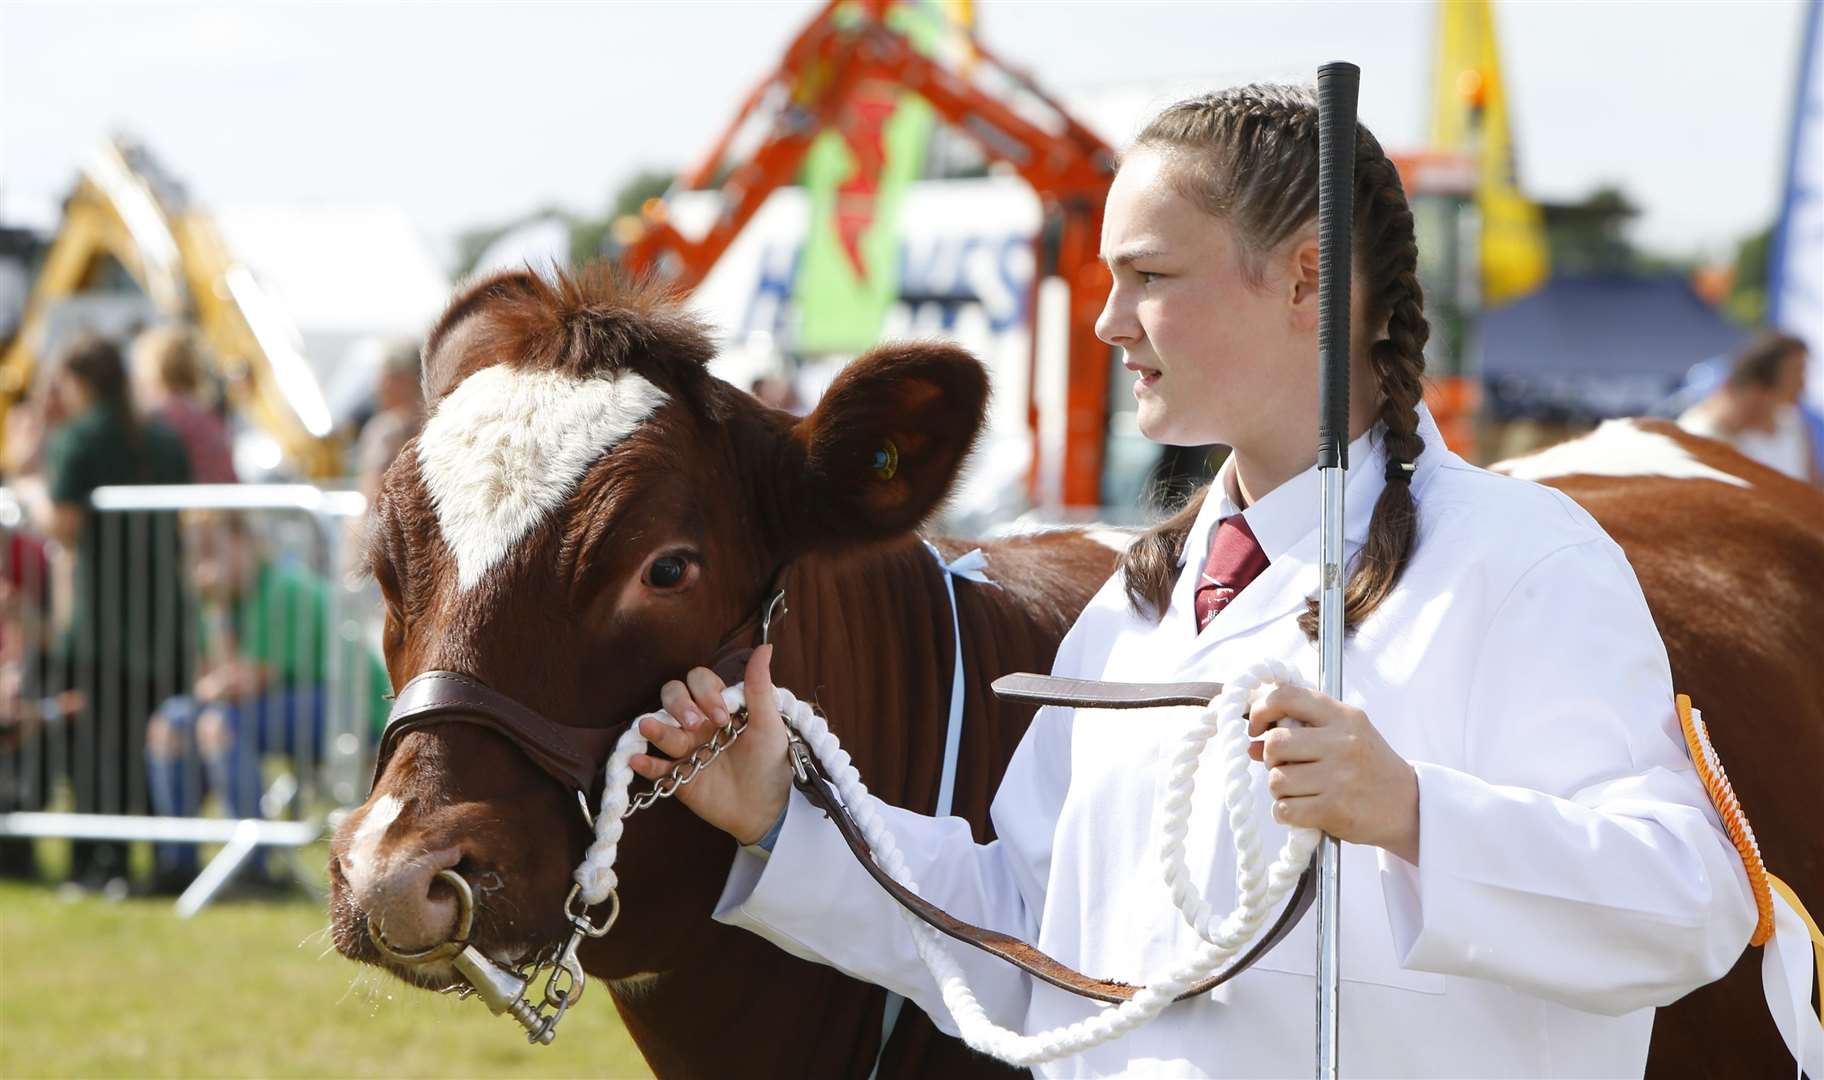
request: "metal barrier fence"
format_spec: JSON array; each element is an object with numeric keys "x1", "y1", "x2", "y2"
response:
[{"x1": 0, "y1": 483, "x2": 382, "y2": 915}]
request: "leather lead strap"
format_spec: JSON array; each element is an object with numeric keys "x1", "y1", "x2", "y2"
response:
[
  {"x1": 992, "y1": 673, "x2": 1227, "y2": 710},
  {"x1": 789, "y1": 739, "x2": 1315, "y2": 1005}
]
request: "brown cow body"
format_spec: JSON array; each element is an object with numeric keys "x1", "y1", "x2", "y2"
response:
[
  {"x1": 1496, "y1": 420, "x2": 1824, "y2": 1078},
  {"x1": 330, "y1": 269, "x2": 1822, "y2": 1078}
]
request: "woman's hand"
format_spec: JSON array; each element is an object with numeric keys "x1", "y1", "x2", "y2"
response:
[
  {"x1": 629, "y1": 645, "x2": 793, "y2": 846},
  {"x1": 1248, "y1": 684, "x2": 1421, "y2": 864}
]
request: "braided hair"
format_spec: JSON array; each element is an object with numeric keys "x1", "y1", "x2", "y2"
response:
[{"x1": 1115, "y1": 84, "x2": 1431, "y2": 639}]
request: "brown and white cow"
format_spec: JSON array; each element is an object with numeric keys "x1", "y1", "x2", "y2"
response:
[
  {"x1": 329, "y1": 266, "x2": 1111, "y2": 1077},
  {"x1": 330, "y1": 267, "x2": 1823, "y2": 1078}
]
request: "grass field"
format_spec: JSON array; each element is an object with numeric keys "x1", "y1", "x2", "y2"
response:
[{"x1": 0, "y1": 859, "x2": 653, "y2": 1079}]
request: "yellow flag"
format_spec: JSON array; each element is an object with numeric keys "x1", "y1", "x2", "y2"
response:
[{"x1": 1431, "y1": 0, "x2": 1550, "y2": 305}]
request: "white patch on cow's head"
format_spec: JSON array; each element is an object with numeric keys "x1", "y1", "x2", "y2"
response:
[
  {"x1": 416, "y1": 365, "x2": 669, "y2": 591},
  {"x1": 344, "y1": 793, "x2": 403, "y2": 896},
  {"x1": 1493, "y1": 419, "x2": 1751, "y2": 489}
]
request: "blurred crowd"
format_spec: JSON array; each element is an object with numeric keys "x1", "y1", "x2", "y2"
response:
[
  {"x1": 0, "y1": 325, "x2": 407, "y2": 900},
  {"x1": 1674, "y1": 331, "x2": 1822, "y2": 486}
]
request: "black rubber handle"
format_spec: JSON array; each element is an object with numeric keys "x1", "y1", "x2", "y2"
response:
[{"x1": 1316, "y1": 61, "x2": 1360, "y2": 471}]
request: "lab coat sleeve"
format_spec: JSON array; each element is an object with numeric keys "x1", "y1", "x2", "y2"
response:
[
  {"x1": 713, "y1": 701, "x2": 1073, "y2": 1038},
  {"x1": 1378, "y1": 537, "x2": 1756, "y2": 1015}
]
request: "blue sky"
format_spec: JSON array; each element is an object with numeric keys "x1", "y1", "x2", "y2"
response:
[{"x1": 0, "y1": 1, "x2": 1809, "y2": 263}]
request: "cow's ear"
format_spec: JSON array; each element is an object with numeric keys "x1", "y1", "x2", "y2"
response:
[{"x1": 785, "y1": 342, "x2": 988, "y2": 545}]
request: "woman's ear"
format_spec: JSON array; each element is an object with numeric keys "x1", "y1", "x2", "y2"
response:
[
  {"x1": 778, "y1": 341, "x2": 989, "y2": 550},
  {"x1": 1288, "y1": 234, "x2": 1322, "y2": 331}
]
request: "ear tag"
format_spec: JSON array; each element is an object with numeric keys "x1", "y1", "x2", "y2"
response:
[{"x1": 871, "y1": 439, "x2": 900, "y2": 481}]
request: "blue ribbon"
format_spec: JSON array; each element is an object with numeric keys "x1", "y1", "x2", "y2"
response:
[{"x1": 871, "y1": 542, "x2": 994, "y2": 1078}]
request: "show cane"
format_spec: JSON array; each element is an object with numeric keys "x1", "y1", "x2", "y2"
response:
[{"x1": 1313, "y1": 60, "x2": 1360, "y2": 1080}]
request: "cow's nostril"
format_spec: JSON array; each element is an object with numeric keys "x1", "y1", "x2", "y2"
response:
[{"x1": 353, "y1": 845, "x2": 466, "y2": 959}]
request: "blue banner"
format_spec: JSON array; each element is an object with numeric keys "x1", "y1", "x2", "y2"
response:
[{"x1": 1770, "y1": 0, "x2": 1823, "y2": 409}]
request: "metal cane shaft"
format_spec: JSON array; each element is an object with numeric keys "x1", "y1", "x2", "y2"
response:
[
  {"x1": 1316, "y1": 470, "x2": 1347, "y2": 1080},
  {"x1": 1314, "y1": 59, "x2": 1361, "y2": 1080}
]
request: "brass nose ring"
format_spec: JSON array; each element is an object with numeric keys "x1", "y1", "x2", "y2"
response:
[{"x1": 368, "y1": 868, "x2": 476, "y2": 965}]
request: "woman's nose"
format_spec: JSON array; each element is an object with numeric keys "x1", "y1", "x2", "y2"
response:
[{"x1": 1095, "y1": 289, "x2": 1137, "y2": 347}]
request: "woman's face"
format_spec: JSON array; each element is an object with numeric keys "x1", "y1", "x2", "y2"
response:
[
  {"x1": 1095, "y1": 147, "x2": 1322, "y2": 453},
  {"x1": 52, "y1": 370, "x2": 93, "y2": 416},
  {"x1": 1775, "y1": 348, "x2": 1808, "y2": 405}
]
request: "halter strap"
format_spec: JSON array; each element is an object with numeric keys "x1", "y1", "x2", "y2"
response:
[
  {"x1": 372, "y1": 671, "x2": 619, "y2": 799},
  {"x1": 370, "y1": 564, "x2": 791, "y2": 803}
]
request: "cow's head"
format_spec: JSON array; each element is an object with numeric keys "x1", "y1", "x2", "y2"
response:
[{"x1": 327, "y1": 266, "x2": 988, "y2": 988}]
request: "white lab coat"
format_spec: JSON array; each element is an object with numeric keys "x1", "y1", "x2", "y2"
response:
[{"x1": 716, "y1": 406, "x2": 1756, "y2": 1078}]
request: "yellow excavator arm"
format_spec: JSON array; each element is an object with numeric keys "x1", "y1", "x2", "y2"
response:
[{"x1": 1, "y1": 139, "x2": 341, "y2": 478}]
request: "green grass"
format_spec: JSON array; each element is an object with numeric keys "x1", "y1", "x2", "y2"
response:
[{"x1": 0, "y1": 872, "x2": 653, "y2": 1079}]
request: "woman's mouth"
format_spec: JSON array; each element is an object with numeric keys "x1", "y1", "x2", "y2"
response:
[{"x1": 1124, "y1": 358, "x2": 1161, "y2": 392}]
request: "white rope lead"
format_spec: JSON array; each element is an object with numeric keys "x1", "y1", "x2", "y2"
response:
[{"x1": 573, "y1": 659, "x2": 1317, "y2": 1067}]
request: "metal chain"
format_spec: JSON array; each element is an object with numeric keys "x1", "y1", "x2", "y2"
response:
[{"x1": 622, "y1": 708, "x2": 750, "y2": 818}]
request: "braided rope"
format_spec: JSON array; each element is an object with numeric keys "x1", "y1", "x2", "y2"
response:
[
  {"x1": 574, "y1": 659, "x2": 1316, "y2": 1066},
  {"x1": 1159, "y1": 659, "x2": 1320, "y2": 946},
  {"x1": 1676, "y1": 694, "x2": 1774, "y2": 946},
  {"x1": 573, "y1": 721, "x2": 650, "y2": 904}
]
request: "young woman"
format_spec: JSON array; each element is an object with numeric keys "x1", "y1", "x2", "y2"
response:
[
  {"x1": 631, "y1": 85, "x2": 1754, "y2": 1076},
  {"x1": 39, "y1": 335, "x2": 193, "y2": 890},
  {"x1": 129, "y1": 324, "x2": 238, "y2": 485},
  {"x1": 1678, "y1": 330, "x2": 1820, "y2": 485}
]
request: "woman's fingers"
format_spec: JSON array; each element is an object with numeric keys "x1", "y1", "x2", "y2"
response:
[
  {"x1": 659, "y1": 679, "x2": 704, "y2": 731},
  {"x1": 686, "y1": 667, "x2": 730, "y2": 726},
  {"x1": 743, "y1": 645, "x2": 778, "y2": 727},
  {"x1": 628, "y1": 749, "x2": 672, "y2": 779},
  {"x1": 1249, "y1": 684, "x2": 1317, "y2": 736},
  {"x1": 631, "y1": 643, "x2": 795, "y2": 845},
  {"x1": 1247, "y1": 683, "x2": 1359, "y2": 736},
  {"x1": 1266, "y1": 761, "x2": 1323, "y2": 799},
  {"x1": 1253, "y1": 725, "x2": 1328, "y2": 766},
  {"x1": 638, "y1": 714, "x2": 697, "y2": 759},
  {"x1": 629, "y1": 711, "x2": 711, "y2": 778},
  {"x1": 1273, "y1": 795, "x2": 1324, "y2": 828}
]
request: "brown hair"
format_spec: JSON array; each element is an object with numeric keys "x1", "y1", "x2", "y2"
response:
[
  {"x1": 1115, "y1": 84, "x2": 1430, "y2": 639},
  {"x1": 130, "y1": 324, "x2": 208, "y2": 397},
  {"x1": 1726, "y1": 330, "x2": 1806, "y2": 391},
  {"x1": 55, "y1": 334, "x2": 143, "y2": 448}
]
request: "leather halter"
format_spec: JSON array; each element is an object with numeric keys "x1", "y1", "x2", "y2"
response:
[{"x1": 368, "y1": 573, "x2": 790, "y2": 806}]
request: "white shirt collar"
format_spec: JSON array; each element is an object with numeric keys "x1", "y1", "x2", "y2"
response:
[{"x1": 1178, "y1": 402, "x2": 1443, "y2": 570}]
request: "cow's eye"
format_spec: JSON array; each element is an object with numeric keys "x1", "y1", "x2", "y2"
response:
[{"x1": 644, "y1": 554, "x2": 694, "y2": 589}]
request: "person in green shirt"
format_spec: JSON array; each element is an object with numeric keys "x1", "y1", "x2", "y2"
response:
[
  {"x1": 39, "y1": 334, "x2": 193, "y2": 890},
  {"x1": 144, "y1": 512, "x2": 390, "y2": 891}
]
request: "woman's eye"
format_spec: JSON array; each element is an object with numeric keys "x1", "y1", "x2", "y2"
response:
[
  {"x1": 1138, "y1": 270, "x2": 1163, "y2": 284},
  {"x1": 646, "y1": 555, "x2": 689, "y2": 589}
]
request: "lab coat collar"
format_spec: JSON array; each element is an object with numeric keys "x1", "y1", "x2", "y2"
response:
[{"x1": 1165, "y1": 404, "x2": 1447, "y2": 650}]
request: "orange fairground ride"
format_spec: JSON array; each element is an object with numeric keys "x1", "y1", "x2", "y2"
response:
[
  {"x1": 618, "y1": 0, "x2": 1116, "y2": 507},
  {"x1": 620, "y1": 0, "x2": 1483, "y2": 508}
]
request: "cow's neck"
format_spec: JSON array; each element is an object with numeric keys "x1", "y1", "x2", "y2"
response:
[
  {"x1": 601, "y1": 533, "x2": 1099, "y2": 1077},
  {"x1": 781, "y1": 539, "x2": 981, "y2": 812}
]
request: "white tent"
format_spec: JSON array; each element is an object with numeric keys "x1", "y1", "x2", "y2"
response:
[{"x1": 211, "y1": 204, "x2": 450, "y2": 427}]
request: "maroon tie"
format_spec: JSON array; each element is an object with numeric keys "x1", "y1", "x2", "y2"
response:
[{"x1": 1194, "y1": 515, "x2": 1271, "y2": 632}]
